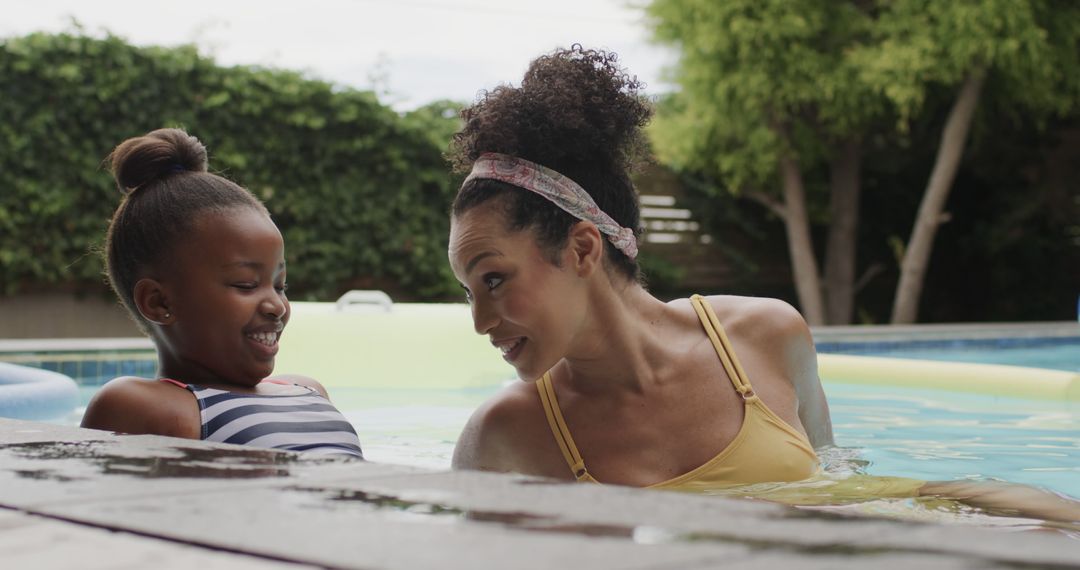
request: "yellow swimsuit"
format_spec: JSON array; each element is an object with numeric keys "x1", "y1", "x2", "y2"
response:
[{"x1": 536, "y1": 294, "x2": 821, "y2": 491}]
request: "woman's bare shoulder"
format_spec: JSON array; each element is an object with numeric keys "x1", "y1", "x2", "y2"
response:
[
  {"x1": 452, "y1": 380, "x2": 546, "y2": 473},
  {"x1": 702, "y1": 294, "x2": 833, "y2": 446},
  {"x1": 699, "y1": 295, "x2": 816, "y2": 377},
  {"x1": 700, "y1": 295, "x2": 807, "y2": 335}
]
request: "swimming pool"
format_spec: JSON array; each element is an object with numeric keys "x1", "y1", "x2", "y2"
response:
[
  {"x1": 6, "y1": 315, "x2": 1079, "y2": 503},
  {"x1": 329, "y1": 331, "x2": 1080, "y2": 500},
  {"x1": 324, "y1": 376, "x2": 1079, "y2": 499}
]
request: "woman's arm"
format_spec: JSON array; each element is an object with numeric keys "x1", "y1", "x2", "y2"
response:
[
  {"x1": 921, "y1": 480, "x2": 1080, "y2": 524},
  {"x1": 783, "y1": 313, "x2": 834, "y2": 448},
  {"x1": 751, "y1": 299, "x2": 835, "y2": 448}
]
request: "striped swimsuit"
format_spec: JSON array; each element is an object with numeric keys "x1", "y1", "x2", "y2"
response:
[{"x1": 161, "y1": 379, "x2": 364, "y2": 458}]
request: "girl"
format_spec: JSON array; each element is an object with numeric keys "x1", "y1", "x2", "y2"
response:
[{"x1": 81, "y1": 128, "x2": 363, "y2": 458}]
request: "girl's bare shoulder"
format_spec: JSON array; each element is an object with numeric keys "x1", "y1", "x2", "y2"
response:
[
  {"x1": 81, "y1": 376, "x2": 200, "y2": 438},
  {"x1": 264, "y1": 374, "x2": 330, "y2": 398}
]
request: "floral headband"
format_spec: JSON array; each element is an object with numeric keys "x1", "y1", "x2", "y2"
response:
[{"x1": 464, "y1": 153, "x2": 639, "y2": 260}]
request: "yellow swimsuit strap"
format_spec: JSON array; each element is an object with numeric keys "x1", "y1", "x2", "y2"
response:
[
  {"x1": 536, "y1": 372, "x2": 592, "y2": 481},
  {"x1": 537, "y1": 295, "x2": 756, "y2": 483},
  {"x1": 689, "y1": 294, "x2": 757, "y2": 400}
]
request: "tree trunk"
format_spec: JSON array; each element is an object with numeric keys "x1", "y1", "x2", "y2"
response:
[
  {"x1": 891, "y1": 68, "x2": 987, "y2": 324},
  {"x1": 778, "y1": 154, "x2": 826, "y2": 326},
  {"x1": 824, "y1": 137, "x2": 862, "y2": 325}
]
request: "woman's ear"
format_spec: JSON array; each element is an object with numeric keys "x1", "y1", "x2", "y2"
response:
[
  {"x1": 566, "y1": 221, "x2": 604, "y2": 277},
  {"x1": 133, "y1": 278, "x2": 173, "y2": 325}
]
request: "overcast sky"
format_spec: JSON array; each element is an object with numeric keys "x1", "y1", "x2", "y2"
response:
[{"x1": 4, "y1": 0, "x2": 677, "y2": 110}]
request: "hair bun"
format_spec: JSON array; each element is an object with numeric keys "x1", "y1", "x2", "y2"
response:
[
  {"x1": 109, "y1": 128, "x2": 209, "y2": 193},
  {"x1": 450, "y1": 45, "x2": 651, "y2": 174}
]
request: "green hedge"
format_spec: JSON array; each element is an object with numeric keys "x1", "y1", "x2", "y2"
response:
[{"x1": 0, "y1": 32, "x2": 463, "y2": 300}]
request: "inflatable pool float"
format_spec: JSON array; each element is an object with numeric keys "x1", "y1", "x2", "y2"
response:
[
  {"x1": 818, "y1": 353, "x2": 1080, "y2": 402},
  {"x1": 0, "y1": 361, "x2": 80, "y2": 420}
]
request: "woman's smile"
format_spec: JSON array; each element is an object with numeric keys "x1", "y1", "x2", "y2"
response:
[{"x1": 493, "y1": 336, "x2": 527, "y2": 363}]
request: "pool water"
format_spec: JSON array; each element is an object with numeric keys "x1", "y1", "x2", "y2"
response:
[
  {"x1": 824, "y1": 383, "x2": 1078, "y2": 497},
  {"x1": 818, "y1": 337, "x2": 1080, "y2": 372},
  {"x1": 59, "y1": 338, "x2": 1080, "y2": 506},
  {"x1": 325, "y1": 380, "x2": 1080, "y2": 500}
]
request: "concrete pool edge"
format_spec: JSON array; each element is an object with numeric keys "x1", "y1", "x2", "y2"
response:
[{"x1": 2, "y1": 417, "x2": 1079, "y2": 569}]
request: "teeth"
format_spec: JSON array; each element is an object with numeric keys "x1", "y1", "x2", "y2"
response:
[
  {"x1": 247, "y1": 332, "x2": 278, "y2": 346},
  {"x1": 499, "y1": 339, "x2": 522, "y2": 355}
]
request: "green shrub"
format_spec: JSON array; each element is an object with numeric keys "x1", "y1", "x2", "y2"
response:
[{"x1": 0, "y1": 32, "x2": 463, "y2": 300}]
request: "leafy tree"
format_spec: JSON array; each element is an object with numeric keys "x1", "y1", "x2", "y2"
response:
[
  {"x1": 647, "y1": 0, "x2": 1080, "y2": 323},
  {"x1": 647, "y1": 0, "x2": 880, "y2": 325},
  {"x1": 854, "y1": 0, "x2": 1080, "y2": 322}
]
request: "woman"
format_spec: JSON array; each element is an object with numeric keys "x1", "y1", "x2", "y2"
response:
[
  {"x1": 447, "y1": 45, "x2": 831, "y2": 490},
  {"x1": 445, "y1": 46, "x2": 1080, "y2": 527}
]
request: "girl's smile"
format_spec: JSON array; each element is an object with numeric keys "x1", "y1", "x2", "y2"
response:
[
  {"x1": 155, "y1": 207, "x2": 290, "y2": 388},
  {"x1": 244, "y1": 322, "x2": 284, "y2": 356}
]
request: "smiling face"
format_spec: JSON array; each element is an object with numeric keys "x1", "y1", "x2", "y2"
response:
[
  {"x1": 449, "y1": 201, "x2": 588, "y2": 381},
  {"x1": 155, "y1": 207, "x2": 290, "y2": 387}
]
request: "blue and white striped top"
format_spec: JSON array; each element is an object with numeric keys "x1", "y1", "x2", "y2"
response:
[{"x1": 162, "y1": 379, "x2": 364, "y2": 458}]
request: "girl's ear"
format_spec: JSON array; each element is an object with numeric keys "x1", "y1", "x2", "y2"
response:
[
  {"x1": 133, "y1": 278, "x2": 173, "y2": 325},
  {"x1": 566, "y1": 221, "x2": 604, "y2": 277}
]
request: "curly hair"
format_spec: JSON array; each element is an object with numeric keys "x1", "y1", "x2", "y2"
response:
[{"x1": 449, "y1": 45, "x2": 652, "y2": 281}]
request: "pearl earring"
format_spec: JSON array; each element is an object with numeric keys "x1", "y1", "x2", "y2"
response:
[{"x1": 164, "y1": 312, "x2": 171, "y2": 319}]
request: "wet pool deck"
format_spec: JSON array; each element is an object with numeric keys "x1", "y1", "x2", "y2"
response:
[{"x1": 2, "y1": 418, "x2": 1079, "y2": 568}]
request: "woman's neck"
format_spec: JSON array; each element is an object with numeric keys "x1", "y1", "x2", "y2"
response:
[{"x1": 558, "y1": 282, "x2": 685, "y2": 396}]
